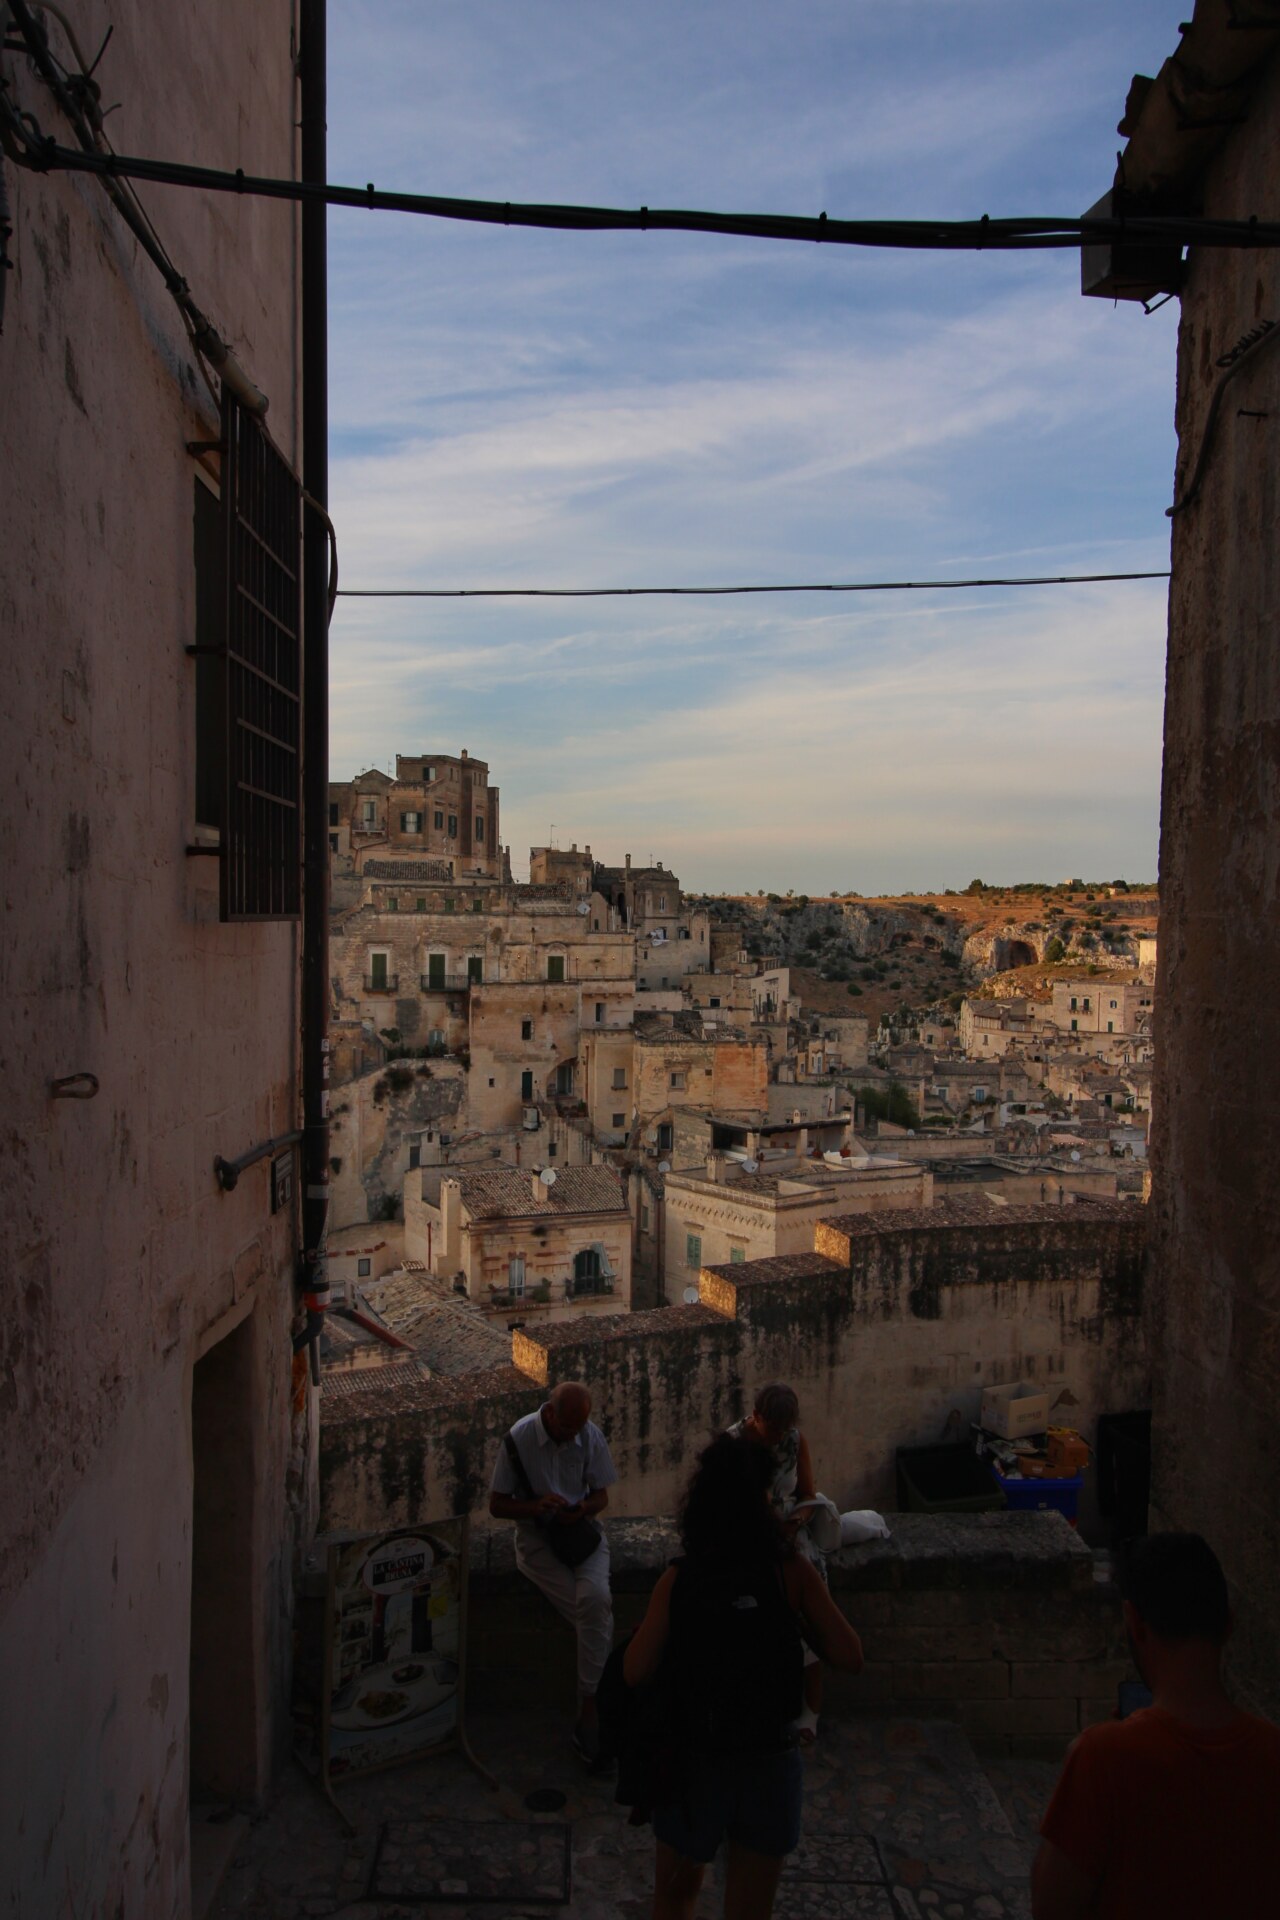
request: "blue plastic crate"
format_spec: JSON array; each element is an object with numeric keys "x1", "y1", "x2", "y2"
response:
[{"x1": 992, "y1": 1469, "x2": 1084, "y2": 1523}]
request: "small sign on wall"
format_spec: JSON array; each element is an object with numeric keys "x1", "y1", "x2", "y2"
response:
[{"x1": 271, "y1": 1149, "x2": 294, "y2": 1214}]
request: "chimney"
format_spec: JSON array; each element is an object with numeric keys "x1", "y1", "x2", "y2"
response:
[
  {"x1": 625, "y1": 853, "x2": 631, "y2": 871},
  {"x1": 461, "y1": 748, "x2": 469, "y2": 760},
  {"x1": 706, "y1": 1152, "x2": 726, "y2": 1184},
  {"x1": 531, "y1": 1171, "x2": 545, "y2": 1203},
  {"x1": 795, "y1": 1127, "x2": 809, "y2": 1162}
]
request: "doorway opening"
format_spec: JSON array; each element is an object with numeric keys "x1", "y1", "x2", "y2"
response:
[{"x1": 189, "y1": 1311, "x2": 260, "y2": 1907}]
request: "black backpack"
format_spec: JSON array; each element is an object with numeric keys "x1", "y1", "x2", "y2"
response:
[{"x1": 665, "y1": 1554, "x2": 803, "y2": 1753}]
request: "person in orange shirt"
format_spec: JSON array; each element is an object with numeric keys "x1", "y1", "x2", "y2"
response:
[{"x1": 1032, "y1": 1532, "x2": 1280, "y2": 1919}]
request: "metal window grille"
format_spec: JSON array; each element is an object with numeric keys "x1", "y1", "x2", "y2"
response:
[{"x1": 220, "y1": 390, "x2": 302, "y2": 920}]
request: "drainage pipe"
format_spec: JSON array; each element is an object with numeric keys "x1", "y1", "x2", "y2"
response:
[{"x1": 296, "y1": 0, "x2": 330, "y2": 1379}]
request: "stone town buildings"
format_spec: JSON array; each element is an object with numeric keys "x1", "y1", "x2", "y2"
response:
[
  {"x1": 663, "y1": 1152, "x2": 933, "y2": 1283},
  {"x1": 326, "y1": 797, "x2": 1167, "y2": 1317},
  {"x1": 413, "y1": 1165, "x2": 633, "y2": 1320},
  {"x1": 329, "y1": 750, "x2": 507, "y2": 879},
  {"x1": 13, "y1": 7, "x2": 1280, "y2": 1912},
  {"x1": 0, "y1": 5, "x2": 316, "y2": 1911},
  {"x1": 1049, "y1": 979, "x2": 1152, "y2": 1039},
  {"x1": 632, "y1": 1019, "x2": 770, "y2": 1138}
]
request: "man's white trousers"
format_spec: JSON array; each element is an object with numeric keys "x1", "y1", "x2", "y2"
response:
[{"x1": 515, "y1": 1526, "x2": 614, "y2": 1696}]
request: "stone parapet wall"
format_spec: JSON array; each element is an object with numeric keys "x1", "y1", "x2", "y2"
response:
[
  {"x1": 466, "y1": 1512, "x2": 1131, "y2": 1759},
  {"x1": 320, "y1": 1205, "x2": 1148, "y2": 1539}
]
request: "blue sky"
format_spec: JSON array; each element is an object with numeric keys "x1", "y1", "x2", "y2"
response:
[{"x1": 326, "y1": 2, "x2": 1184, "y2": 893}]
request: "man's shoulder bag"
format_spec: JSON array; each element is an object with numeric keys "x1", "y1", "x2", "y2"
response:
[{"x1": 502, "y1": 1429, "x2": 603, "y2": 1569}]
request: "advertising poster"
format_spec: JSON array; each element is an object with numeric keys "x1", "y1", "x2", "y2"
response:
[{"x1": 321, "y1": 1518, "x2": 469, "y2": 1787}]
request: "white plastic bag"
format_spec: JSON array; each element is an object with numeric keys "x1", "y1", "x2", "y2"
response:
[
  {"x1": 798, "y1": 1494, "x2": 843, "y2": 1552},
  {"x1": 838, "y1": 1508, "x2": 891, "y2": 1546}
]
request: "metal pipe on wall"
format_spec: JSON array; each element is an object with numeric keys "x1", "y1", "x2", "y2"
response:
[{"x1": 297, "y1": 0, "x2": 330, "y2": 1378}]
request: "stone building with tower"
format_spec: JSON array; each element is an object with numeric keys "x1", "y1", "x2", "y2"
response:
[{"x1": 329, "y1": 749, "x2": 508, "y2": 881}]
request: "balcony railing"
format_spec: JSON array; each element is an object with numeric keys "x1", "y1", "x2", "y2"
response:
[
  {"x1": 363, "y1": 973, "x2": 400, "y2": 993},
  {"x1": 485, "y1": 1273, "x2": 616, "y2": 1309},
  {"x1": 421, "y1": 972, "x2": 479, "y2": 992},
  {"x1": 567, "y1": 1274, "x2": 615, "y2": 1300}
]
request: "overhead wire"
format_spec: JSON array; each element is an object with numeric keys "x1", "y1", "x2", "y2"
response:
[
  {"x1": 337, "y1": 570, "x2": 1171, "y2": 601},
  {"x1": 3, "y1": 121, "x2": 1280, "y2": 254},
  {"x1": 1, "y1": 0, "x2": 266, "y2": 410}
]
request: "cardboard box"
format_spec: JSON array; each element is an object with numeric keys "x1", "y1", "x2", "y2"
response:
[
  {"x1": 1048, "y1": 1427, "x2": 1091, "y2": 1476},
  {"x1": 981, "y1": 1383, "x2": 1050, "y2": 1440}
]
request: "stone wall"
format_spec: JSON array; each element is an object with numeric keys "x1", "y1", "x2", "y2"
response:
[
  {"x1": 0, "y1": 7, "x2": 306, "y2": 1907},
  {"x1": 466, "y1": 1513, "x2": 1132, "y2": 1759},
  {"x1": 1144, "y1": 29, "x2": 1280, "y2": 1717},
  {"x1": 320, "y1": 1204, "x2": 1148, "y2": 1542}
]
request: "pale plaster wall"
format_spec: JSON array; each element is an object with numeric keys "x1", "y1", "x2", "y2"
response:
[
  {"x1": 634, "y1": 1034, "x2": 768, "y2": 1129},
  {"x1": 662, "y1": 1165, "x2": 934, "y2": 1281},
  {"x1": 458, "y1": 1211, "x2": 632, "y2": 1319},
  {"x1": 0, "y1": 6, "x2": 307, "y2": 1910},
  {"x1": 580, "y1": 1025, "x2": 636, "y2": 1142}
]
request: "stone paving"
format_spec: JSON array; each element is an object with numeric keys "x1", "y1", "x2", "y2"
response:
[{"x1": 209, "y1": 1709, "x2": 1058, "y2": 1920}]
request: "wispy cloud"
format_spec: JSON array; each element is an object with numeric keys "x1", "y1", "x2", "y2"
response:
[{"x1": 325, "y1": 1, "x2": 1180, "y2": 891}]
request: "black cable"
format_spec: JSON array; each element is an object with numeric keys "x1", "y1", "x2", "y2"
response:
[
  {"x1": 10, "y1": 133, "x2": 1280, "y2": 253},
  {"x1": 2, "y1": 1, "x2": 266, "y2": 409},
  {"x1": 337, "y1": 570, "x2": 1171, "y2": 600}
]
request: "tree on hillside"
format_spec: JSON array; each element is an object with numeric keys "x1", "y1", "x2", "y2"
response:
[{"x1": 856, "y1": 1081, "x2": 920, "y2": 1129}]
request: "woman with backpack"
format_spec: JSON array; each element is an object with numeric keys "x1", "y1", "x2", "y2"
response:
[{"x1": 622, "y1": 1431, "x2": 864, "y2": 1920}]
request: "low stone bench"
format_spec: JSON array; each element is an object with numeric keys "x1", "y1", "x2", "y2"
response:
[{"x1": 467, "y1": 1510, "x2": 1132, "y2": 1756}]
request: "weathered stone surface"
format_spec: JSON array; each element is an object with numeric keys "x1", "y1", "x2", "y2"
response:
[
  {"x1": 321, "y1": 1210, "x2": 1147, "y2": 1538},
  {"x1": 1010, "y1": 1659, "x2": 1133, "y2": 1700},
  {"x1": 892, "y1": 1663, "x2": 1011, "y2": 1702},
  {"x1": 1140, "y1": 21, "x2": 1280, "y2": 1723},
  {"x1": 955, "y1": 1698, "x2": 1079, "y2": 1739}
]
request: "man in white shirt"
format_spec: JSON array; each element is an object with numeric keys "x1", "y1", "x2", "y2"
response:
[{"x1": 489, "y1": 1380, "x2": 617, "y2": 1766}]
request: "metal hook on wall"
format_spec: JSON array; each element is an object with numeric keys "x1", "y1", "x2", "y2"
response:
[{"x1": 51, "y1": 1072, "x2": 99, "y2": 1099}]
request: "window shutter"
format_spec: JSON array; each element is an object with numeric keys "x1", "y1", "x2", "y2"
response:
[{"x1": 219, "y1": 390, "x2": 302, "y2": 920}]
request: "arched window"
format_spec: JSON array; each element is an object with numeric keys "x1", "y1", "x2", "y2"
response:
[{"x1": 573, "y1": 1247, "x2": 605, "y2": 1296}]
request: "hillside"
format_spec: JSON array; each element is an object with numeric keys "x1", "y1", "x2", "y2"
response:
[{"x1": 695, "y1": 883, "x2": 1157, "y2": 1024}]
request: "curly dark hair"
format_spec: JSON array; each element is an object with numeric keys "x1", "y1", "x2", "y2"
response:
[{"x1": 678, "y1": 1431, "x2": 789, "y2": 1565}]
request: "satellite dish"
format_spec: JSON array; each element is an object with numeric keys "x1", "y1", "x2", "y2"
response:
[
  {"x1": 644, "y1": 1128, "x2": 659, "y2": 1144},
  {"x1": 539, "y1": 1167, "x2": 557, "y2": 1186},
  {"x1": 1070, "y1": 1149, "x2": 1081, "y2": 1163},
  {"x1": 742, "y1": 1158, "x2": 759, "y2": 1173},
  {"x1": 682, "y1": 1286, "x2": 700, "y2": 1305},
  {"x1": 657, "y1": 1160, "x2": 671, "y2": 1174}
]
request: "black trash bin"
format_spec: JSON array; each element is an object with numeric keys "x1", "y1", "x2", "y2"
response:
[{"x1": 896, "y1": 1443, "x2": 1005, "y2": 1514}]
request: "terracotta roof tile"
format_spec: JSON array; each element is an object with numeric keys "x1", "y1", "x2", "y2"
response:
[{"x1": 454, "y1": 1165, "x2": 628, "y2": 1220}]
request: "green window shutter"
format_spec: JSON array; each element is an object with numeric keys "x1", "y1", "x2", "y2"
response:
[{"x1": 686, "y1": 1233, "x2": 701, "y2": 1267}]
